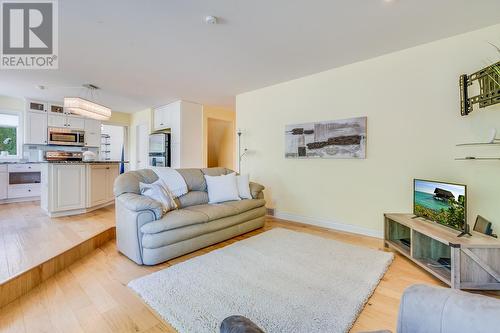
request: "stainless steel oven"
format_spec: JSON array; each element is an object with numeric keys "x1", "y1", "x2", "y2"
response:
[{"x1": 48, "y1": 127, "x2": 85, "y2": 146}]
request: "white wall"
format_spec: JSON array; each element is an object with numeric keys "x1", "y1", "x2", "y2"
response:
[{"x1": 237, "y1": 24, "x2": 500, "y2": 237}]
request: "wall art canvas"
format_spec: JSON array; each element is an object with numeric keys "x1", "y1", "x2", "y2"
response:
[{"x1": 285, "y1": 116, "x2": 367, "y2": 159}]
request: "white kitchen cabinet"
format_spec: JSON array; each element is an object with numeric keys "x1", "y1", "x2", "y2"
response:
[
  {"x1": 48, "y1": 114, "x2": 67, "y2": 128},
  {"x1": 48, "y1": 114, "x2": 84, "y2": 130},
  {"x1": 0, "y1": 166, "x2": 7, "y2": 200},
  {"x1": 86, "y1": 164, "x2": 119, "y2": 207},
  {"x1": 87, "y1": 164, "x2": 107, "y2": 206},
  {"x1": 106, "y1": 164, "x2": 119, "y2": 201},
  {"x1": 153, "y1": 102, "x2": 178, "y2": 131},
  {"x1": 152, "y1": 100, "x2": 202, "y2": 168},
  {"x1": 67, "y1": 116, "x2": 85, "y2": 130},
  {"x1": 25, "y1": 111, "x2": 48, "y2": 144},
  {"x1": 49, "y1": 164, "x2": 86, "y2": 212},
  {"x1": 41, "y1": 163, "x2": 120, "y2": 216},
  {"x1": 84, "y1": 119, "x2": 101, "y2": 147}
]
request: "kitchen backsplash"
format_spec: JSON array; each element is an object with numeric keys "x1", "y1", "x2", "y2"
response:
[{"x1": 22, "y1": 144, "x2": 99, "y2": 162}]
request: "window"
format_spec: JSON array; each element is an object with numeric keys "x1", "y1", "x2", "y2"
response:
[{"x1": 0, "y1": 112, "x2": 20, "y2": 159}]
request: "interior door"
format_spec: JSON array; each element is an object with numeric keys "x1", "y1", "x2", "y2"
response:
[{"x1": 136, "y1": 123, "x2": 149, "y2": 169}]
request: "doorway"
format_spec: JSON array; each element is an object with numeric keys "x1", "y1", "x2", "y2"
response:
[
  {"x1": 207, "y1": 118, "x2": 234, "y2": 169},
  {"x1": 101, "y1": 123, "x2": 128, "y2": 172}
]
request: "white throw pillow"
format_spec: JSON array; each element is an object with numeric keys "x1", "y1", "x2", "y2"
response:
[
  {"x1": 140, "y1": 179, "x2": 178, "y2": 216},
  {"x1": 235, "y1": 174, "x2": 252, "y2": 199},
  {"x1": 204, "y1": 173, "x2": 241, "y2": 204}
]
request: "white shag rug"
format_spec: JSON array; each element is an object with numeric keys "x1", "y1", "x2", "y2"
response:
[{"x1": 128, "y1": 228, "x2": 393, "y2": 333}]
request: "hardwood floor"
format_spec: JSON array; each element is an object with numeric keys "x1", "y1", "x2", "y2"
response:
[
  {"x1": 0, "y1": 205, "x2": 457, "y2": 333},
  {"x1": 0, "y1": 200, "x2": 114, "y2": 283}
]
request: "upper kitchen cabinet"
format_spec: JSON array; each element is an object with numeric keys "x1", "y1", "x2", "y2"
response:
[
  {"x1": 153, "y1": 103, "x2": 175, "y2": 131},
  {"x1": 48, "y1": 114, "x2": 85, "y2": 130},
  {"x1": 153, "y1": 100, "x2": 203, "y2": 167},
  {"x1": 84, "y1": 118, "x2": 101, "y2": 147},
  {"x1": 24, "y1": 111, "x2": 48, "y2": 144},
  {"x1": 66, "y1": 116, "x2": 85, "y2": 129}
]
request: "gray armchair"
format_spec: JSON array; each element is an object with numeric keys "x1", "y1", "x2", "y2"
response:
[{"x1": 220, "y1": 284, "x2": 500, "y2": 333}]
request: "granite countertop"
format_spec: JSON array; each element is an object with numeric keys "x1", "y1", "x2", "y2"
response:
[
  {"x1": 0, "y1": 161, "x2": 45, "y2": 164},
  {"x1": 45, "y1": 160, "x2": 129, "y2": 164},
  {"x1": 0, "y1": 160, "x2": 128, "y2": 164}
]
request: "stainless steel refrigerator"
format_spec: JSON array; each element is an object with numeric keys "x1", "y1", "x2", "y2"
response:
[{"x1": 148, "y1": 133, "x2": 171, "y2": 167}]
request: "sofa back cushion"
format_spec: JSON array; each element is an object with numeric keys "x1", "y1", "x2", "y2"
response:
[
  {"x1": 177, "y1": 190, "x2": 209, "y2": 208},
  {"x1": 176, "y1": 169, "x2": 206, "y2": 192},
  {"x1": 114, "y1": 167, "x2": 235, "y2": 204},
  {"x1": 114, "y1": 169, "x2": 159, "y2": 197}
]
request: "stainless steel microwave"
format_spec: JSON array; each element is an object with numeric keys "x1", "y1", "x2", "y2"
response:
[{"x1": 48, "y1": 127, "x2": 85, "y2": 146}]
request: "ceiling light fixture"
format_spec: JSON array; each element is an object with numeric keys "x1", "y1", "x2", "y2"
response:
[
  {"x1": 205, "y1": 15, "x2": 218, "y2": 24},
  {"x1": 64, "y1": 84, "x2": 111, "y2": 120}
]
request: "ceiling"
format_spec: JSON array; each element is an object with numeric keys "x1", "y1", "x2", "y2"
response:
[{"x1": 1, "y1": 0, "x2": 499, "y2": 113}]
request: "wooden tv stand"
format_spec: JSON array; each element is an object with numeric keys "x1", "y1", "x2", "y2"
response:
[{"x1": 384, "y1": 213, "x2": 500, "y2": 290}]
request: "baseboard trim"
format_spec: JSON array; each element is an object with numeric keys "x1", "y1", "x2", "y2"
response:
[{"x1": 274, "y1": 211, "x2": 383, "y2": 239}]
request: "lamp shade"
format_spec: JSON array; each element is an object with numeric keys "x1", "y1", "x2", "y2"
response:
[{"x1": 63, "y1": 97, "x2": 111, "y2": 120}]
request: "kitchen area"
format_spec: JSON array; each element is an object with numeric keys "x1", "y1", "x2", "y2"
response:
[{"x1": 0, "y1": 99, "x2": 126, "y2": 217}]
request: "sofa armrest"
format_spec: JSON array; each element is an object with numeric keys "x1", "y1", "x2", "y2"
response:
[
  {"x1": 117, "y1": 193, "x2": 163, "y2": 220},
  {"x1": 115, "y1": 193, "x2": 161, "y2": 265},
  {"x1": 249, "y1": 182, "x2": 265, "y2": 199}
]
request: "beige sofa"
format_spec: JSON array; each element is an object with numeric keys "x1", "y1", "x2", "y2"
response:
[{"x1": 113, "y1": 167, "x2": 266, "y2": 265}]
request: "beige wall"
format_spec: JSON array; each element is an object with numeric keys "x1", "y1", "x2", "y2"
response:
[
  {"x1": 105, "y1": 111, "x2": 131, "y2": 126},
  {"x1": 0, "y1": 95, "x2": 24, "y2": 111},
  {"x1": 203, "y1": 106, "x2": 235, "y2": 169},
  {"x1": 237, "y1": 24, "x2": 500, "y2": 237}
]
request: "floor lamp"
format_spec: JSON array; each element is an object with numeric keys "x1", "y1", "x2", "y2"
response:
[{"x1": 237, "y1": 129, "x2": 248, "y2": 173}]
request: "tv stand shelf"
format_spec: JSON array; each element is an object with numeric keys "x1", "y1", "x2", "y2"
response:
[{"x1": 384, "y1": 213, "x2": 500, "y2": 290}]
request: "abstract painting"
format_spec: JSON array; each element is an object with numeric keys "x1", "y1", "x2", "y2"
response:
[{"x1": 285, "y1": 117, "x2": 367, "y2": 159}]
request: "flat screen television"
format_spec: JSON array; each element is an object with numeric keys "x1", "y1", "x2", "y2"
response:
[{"x1": 413, "y1": 179, "x2": 467, "y2": 231}]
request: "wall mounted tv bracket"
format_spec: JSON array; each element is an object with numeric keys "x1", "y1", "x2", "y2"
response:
[{"x1": 460, "y1": 61, "x2": 500, "y2": 116}]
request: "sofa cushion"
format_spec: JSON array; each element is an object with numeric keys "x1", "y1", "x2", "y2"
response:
[
  {"x1": 141, "y1": 206, "x2": 266, "y2": 249},
  {"x1": 114, "y1": 169, "x2": 159, "y2": 196},
  {"x1": 176, "y1": 169, "x2": 206, "y2": 192},
  {"x1": 201, "y1": 167, "x2": 231, "y2": 177},
  {"x1": 204, "y1": 173, "x2": 241, "y2": 204},
  {"x1": 223, "y1": 199, "x2": 266, "y2": 214},
  {"x1": 184, "y1": 203, "x2": 239, "y2": 221},
  {"x1": 177, "y1": 191, "x2": 209, "y2": 208},
  {"x1": 140, "y1": 209, "x2": 208, "y2": 234}
]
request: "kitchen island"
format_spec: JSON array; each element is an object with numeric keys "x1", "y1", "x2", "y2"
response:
[{"x1": 41, "y1": 161, "x2": 125, "y2": 217}]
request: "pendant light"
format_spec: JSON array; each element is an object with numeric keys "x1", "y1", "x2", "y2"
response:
[{"x1": 64, "y1": 84, "x2": 111, "y2": 120}]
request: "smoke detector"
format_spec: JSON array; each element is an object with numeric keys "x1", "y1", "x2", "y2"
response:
[{"x1": 205, "y1": 16, "x2": 218, "y2": 24}]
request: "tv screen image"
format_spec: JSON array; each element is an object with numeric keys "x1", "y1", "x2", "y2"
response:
[{"x1": 413, "y1": 179, "x2": 466, "y2": 231}]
